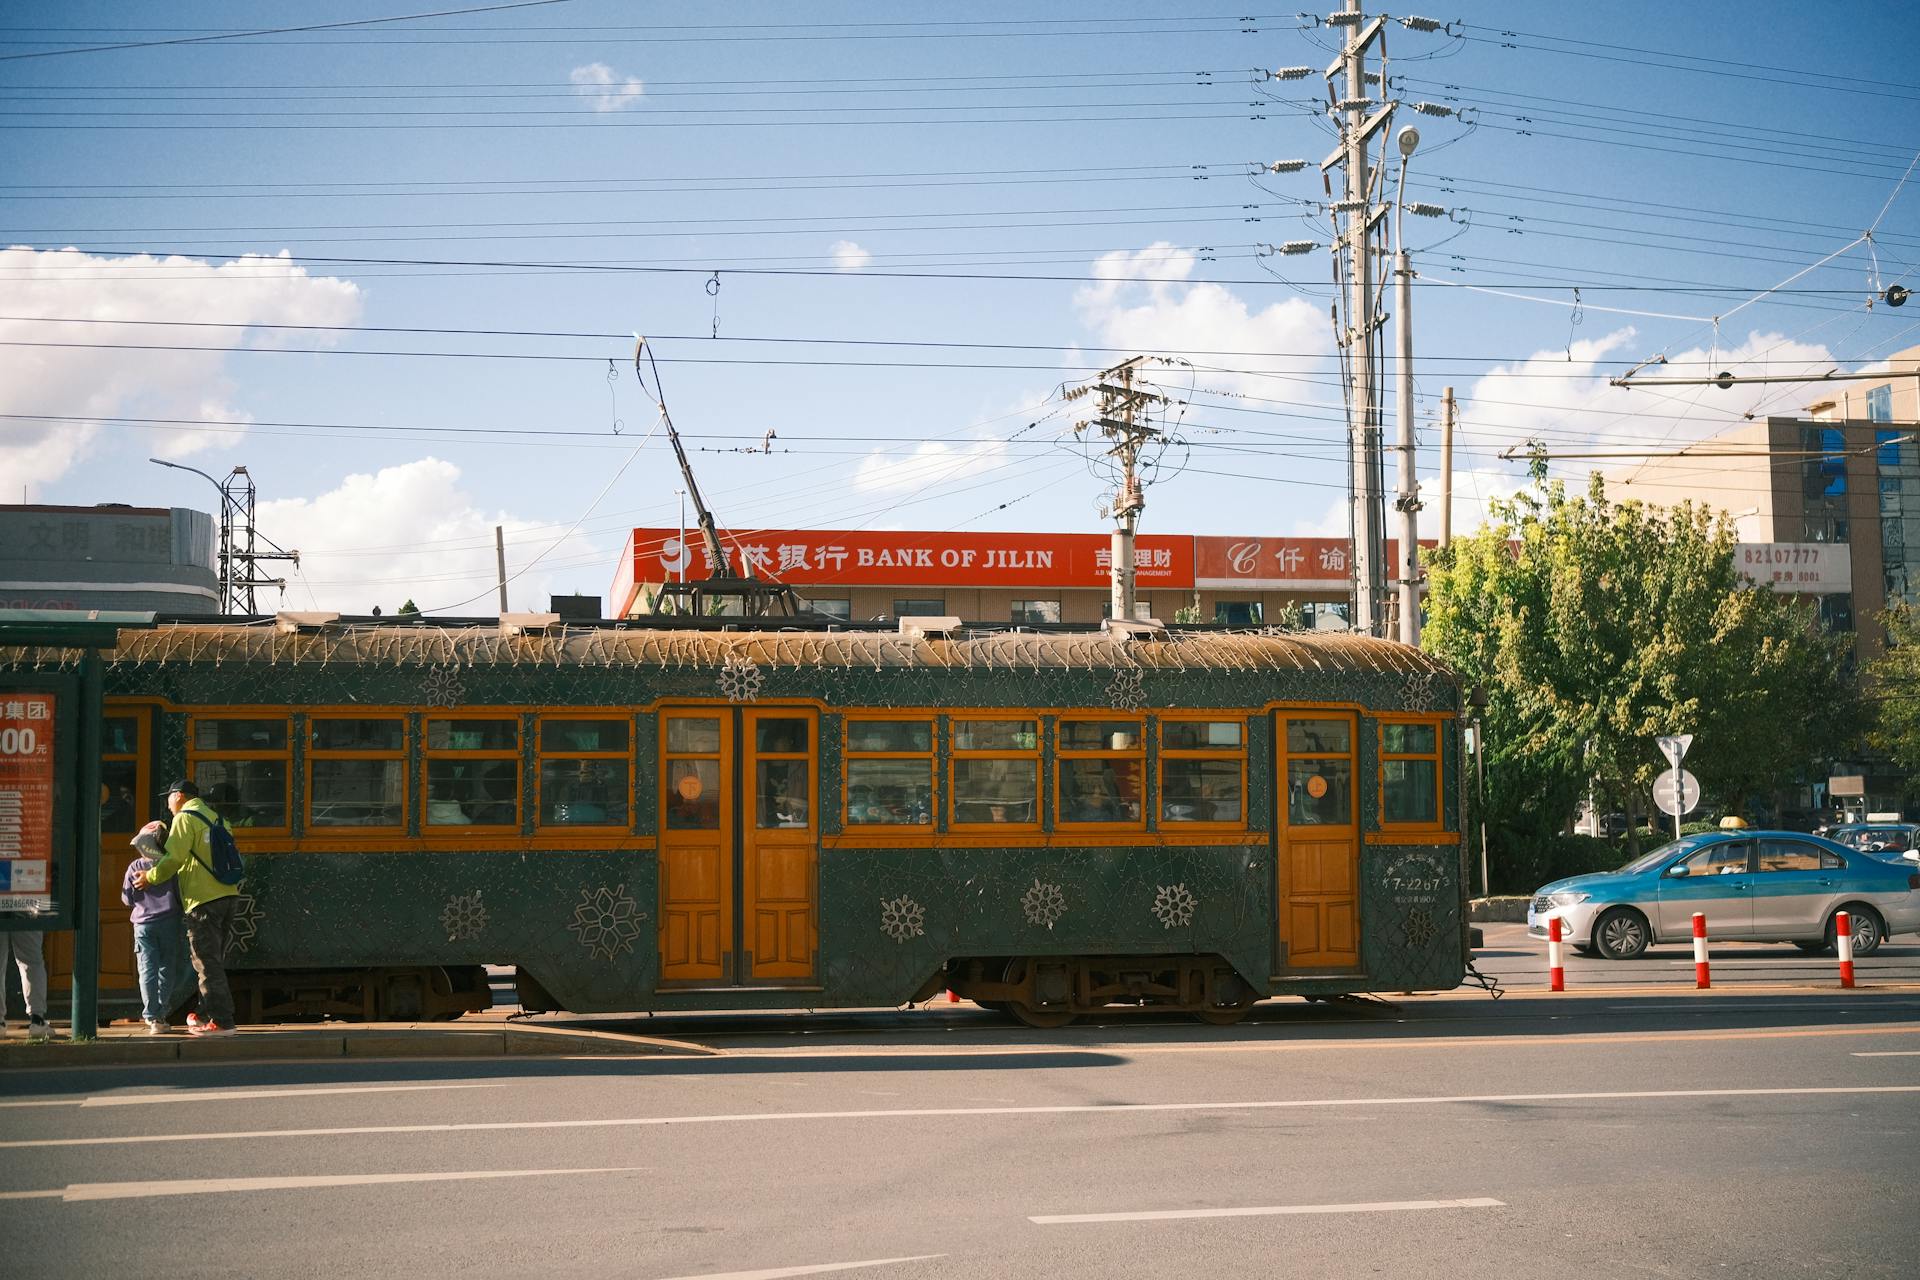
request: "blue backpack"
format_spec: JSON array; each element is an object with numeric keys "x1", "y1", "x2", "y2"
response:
[{"x1": 182, "y1": 809, "x2": 246, "y2": 885}]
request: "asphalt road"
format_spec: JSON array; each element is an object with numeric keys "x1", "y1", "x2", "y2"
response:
[{"x1": 4, "y1": 984, "x2": 1918, "y2": 1279}]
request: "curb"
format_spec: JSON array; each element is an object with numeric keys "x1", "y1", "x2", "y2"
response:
[{"x1": 0, "y1": 1022, "x2": 715, "y2": 1069}]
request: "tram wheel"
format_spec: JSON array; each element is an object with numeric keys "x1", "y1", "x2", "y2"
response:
[{"x1": 1192, "y1": 1004, "x2": 1253, "y2": 1026}]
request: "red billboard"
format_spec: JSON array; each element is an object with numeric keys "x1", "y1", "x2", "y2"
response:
[{"x1": 0, "y1": 692, "x2": 56, "y2": 912}]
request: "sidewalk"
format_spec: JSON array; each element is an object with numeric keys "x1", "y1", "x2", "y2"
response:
[{"x1": 0, "y1": 1016, "x2": 714, "y2": 1068}]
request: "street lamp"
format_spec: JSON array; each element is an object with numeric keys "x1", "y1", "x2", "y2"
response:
[
  {"x1": 150, "y1": 457, "x2": 231, "y2": 610},
  {"x1": 1468, "y1": 682, "x2": 1491, "y2": 897}
]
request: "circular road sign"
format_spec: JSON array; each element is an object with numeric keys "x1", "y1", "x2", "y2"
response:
[{"x1": 1652, "y1": 767, "x2": 1701, "y2": 817}]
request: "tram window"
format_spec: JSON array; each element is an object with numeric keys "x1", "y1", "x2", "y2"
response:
[
  {"x1": 104, "y1": 714, "x2": 139, "y2": 756},
  {"x1": 424, "y1": 717, "x2": 520, "y2": 827},
  {"x1": 1381, "y1": 719, "x2": 1441, "y2": 826},
  {"x1": 308, "y1": 715, "x2": 406, "y2": 829},
  {"x1": 757, "y1": 759, "x2": 810, "y2": 828},
  {"x1": 100, "y1": 712, "x2": 142, "y2": 835},
  {"x1": 953, "y1": 719, "x2": 1036, "y2": 751},
  {"x1": 953, "y1": 719, "x2": 1040, "y2": 827},
  {"x1": 1287, "y1": 759, "x2": 1352, "y2": 825},
  {"x1": 665, "y1": 760, "x2": 721, "y2": 830},
  {"x1": 192, "y1": 718, "x2": 287, "y2": 752},
  {"x1": 1057, "y1": 718, "x2": 1143, "y2": 825},
  {"x1": 188, "y1": 715, "x2": 290, "y2": 830},
  {"x1": 1160, "y1": 718, "x2": 1246, "y2": 825},
  {"x1": 846, "y1": 718, "x2": 933, "y2": 826},
  {"x1": 667, "y1": 717, "x2": 721, "y2": 754},
  {"x1": 1287, "y1": 719, "x2": 1351, "y2": 754},
  {"x1": 755, "y1": 717, "x2": 809, "y2": 754},
  {"x1": 537, "y1": 718, "x2": 630, "y2": 828}
]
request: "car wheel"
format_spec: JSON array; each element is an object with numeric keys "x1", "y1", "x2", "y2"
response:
[
  {"x1": 1827, "y1": 905, "x2": 1885, "y2": 956},
  {"x1": 1591, "y1": 907, "x2": 1651, "y2": 960}
]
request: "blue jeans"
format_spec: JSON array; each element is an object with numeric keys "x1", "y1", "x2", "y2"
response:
[{"x1": 133, "y1": 916, "x2": 187, "y2": 1023}]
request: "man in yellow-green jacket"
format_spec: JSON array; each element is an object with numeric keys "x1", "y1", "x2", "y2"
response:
[{"x1": 139, "y1": 779, "x2": 239, "y2": 1036}]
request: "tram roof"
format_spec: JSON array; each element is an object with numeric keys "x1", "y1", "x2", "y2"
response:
[{"x1": 9, "y1": 620, "x2": 1454, "y2": 678}]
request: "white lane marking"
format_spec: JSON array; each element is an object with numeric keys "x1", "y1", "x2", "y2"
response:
[
  {"x1": 9, "y1": 1167, "x2": 643, "y2": 1203},
  {"x1": 0, "y1": 1083, "x2": 504, "y2": 1110},
  {"x1": 4, "y1": 1085, "x2": 1916, "y2": 1151},
  {"x1": 655, "y1": 1257, "x2": 944, "y2": 1280},
  {"x1": 1851, "y1": 1050, "x2": 1920, "y2": 1056},
  {"x1": 1032, "y1": 1196, "x2": 1505, "y2": 1224}
]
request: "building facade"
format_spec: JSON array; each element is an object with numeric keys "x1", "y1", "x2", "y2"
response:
[{"x1": 0, "y1": 503, "x2": 218, "y2": 615}]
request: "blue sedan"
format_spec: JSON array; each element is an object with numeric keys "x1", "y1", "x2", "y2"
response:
[{"x1": 1529, "y1": 829, "x2": 1920, "y2": 960}]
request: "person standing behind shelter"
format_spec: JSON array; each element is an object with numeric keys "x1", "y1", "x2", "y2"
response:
[
  {"x1": 122, "y1": 820, "x2": 187, "y2": 1036},
  {"x1": 137, "y1": 780, "x2": 239, "y2": 1037},
  {"x1": 2, "y1": 927, "x2": 51, "y2": 1040}
]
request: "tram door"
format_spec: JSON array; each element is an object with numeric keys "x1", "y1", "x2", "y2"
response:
[
  {"x1": 46, "y1": 704, "x2": 149, "y2": 991},
  {"x1": 657, "y1": 707, "x2": 817, "y2": 987},
  {"x1": 1275, "y1": 712, "x2": 1361, "y2": 970}
]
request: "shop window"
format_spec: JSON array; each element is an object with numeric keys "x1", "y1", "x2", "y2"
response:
[
  {"x1": 846, "y1": 718, "x2": 933, "y2": 826},
  {"x1": 537, "y1": 717, "x2": 630, "y2": 828},
  {"x1": 1101, "y1": 599, "x2": 1155, "y2": 621},
  {"x1": 893, "y1": 598, "x2": 946, "y2": 617},
  {"x1": 952, "y1": 718, "x2": 1039, "y2": 828},
  {"x1": 806, "y1": 597, "x2": 852, "y2": 621},
  {"x1": 1011, "y1": 599, "x2": 1061, "y2": 625},
  {"x1": 308, "y1": 716, "x2": 406, "y2": 829},
  {"x1": 1214, "y1": 600, "x2": 1263, "y2": 627},
  {"x1": 1380, "y1": 719, "x2": 1441, "y2": 826},
  {"x1": 187, "y1": 716, "x2": 289, "y2": 830},
  {"x1": 1056, "y1": 718, "x2": 1144, "y2": 825},
  {"x1": 1160, "y1": 718, "x2": 1245, "y2": 825},
  {"x1": 424, "y1": 716, "x2": 520, "y2": 828}
]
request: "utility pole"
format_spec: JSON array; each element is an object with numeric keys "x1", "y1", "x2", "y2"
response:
[
  {"x1": 1085, "y1": 357, "x2": 1166, "y2": 622},
  {"x1": 494, "y1": 525, "x2": 509, "y2": 613},
  {"x1": 1324, "y1": 0, "x2": 1393, "y2": 636},
  {"x1": 1439, "y1": 386, "x2": 1455, "y2": 547}
]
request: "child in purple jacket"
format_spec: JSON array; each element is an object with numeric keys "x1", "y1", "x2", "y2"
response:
[{"x1": 123, "y1": 820, "x2": 187, "y2": 1035}]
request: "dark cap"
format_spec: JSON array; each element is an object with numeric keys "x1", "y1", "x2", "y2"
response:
[{"x1": 161, "y1": 778, "x2": 198, "y2": 798}]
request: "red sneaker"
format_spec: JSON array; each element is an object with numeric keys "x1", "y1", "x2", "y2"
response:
[
  {"x1": 189, "y1": 1020, "x2": 235, "y2": 1037},
  {"x1": 186, "y1": 1013, "x2": 204, "y2": 1031}
]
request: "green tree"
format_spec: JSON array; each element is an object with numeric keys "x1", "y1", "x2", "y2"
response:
[
  {"x1": 1866, "y1": 602, "x2": 1920, "y2": 787},
  {"x1": 1424, "y1": 474, "x2": 1859, "y2": 887},
  {"x1": 396, "y1": 598, "x2": 421, "y2": 618}
]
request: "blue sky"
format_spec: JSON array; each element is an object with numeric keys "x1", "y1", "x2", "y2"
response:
[{"x1": 2, "y1": 2, "x2": 1917, "y2": 613}]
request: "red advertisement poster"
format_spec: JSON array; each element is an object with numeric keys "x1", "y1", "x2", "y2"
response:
[{"x1": 0, "y1": 692, "x2": 56, "y2": 912}]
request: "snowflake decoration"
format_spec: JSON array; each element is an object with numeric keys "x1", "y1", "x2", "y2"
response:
[
  {"x1": 223, "y1": 893, "x2": 263, "y2": 956},
  {"x1": 879, "y1": 894, "x2": 925, "y2": 943},
  {"x1": 567, "y1": 884, "x2": 645, "y2": 961},
  {"x1": 717, "y1": 658, "x2": 764, "y2": 703},
  {"x1": 1402, "y1": 906, "x2": 1437, "y2": 949},
  {"x1": 1150, "y1": 882, "x2": 1198, "y2": 930},
  {"x1": 1021, "y1": 879, "x2": 1068, "y2": 930},
  {"x1": 421, "y1": 664, "x2": 465, "y2": 707},
  {"x1": 441, "y1": 891, "x2": 487, "y2": 943},
  {"x1": 1106, "y1": 667, "x2": 1145, "y2": 711},
  {"x1": 1402, "y1": 669, "x2": 1437, "y2": 712}
]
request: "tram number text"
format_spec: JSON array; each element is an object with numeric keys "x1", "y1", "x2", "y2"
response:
[{"x1": 1385, "y1": 876, "x2": 1442, "y2": 893}]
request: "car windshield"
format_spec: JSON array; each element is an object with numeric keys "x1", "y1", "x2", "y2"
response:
[
  {"x1": 1834, "y1": 826, "x2": 1912, "y2": 852},
  {"x1": 1618, "y1": 840, "x2": 1691, "y2": 874}
]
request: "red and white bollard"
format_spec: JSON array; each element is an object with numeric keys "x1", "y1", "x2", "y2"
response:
[
  {"x1": 1692, "y1": 912, "x2": 1711, "y2": 989},
  {"x1": 1547, "y1": 916, "x2": 1566, "y2": 992},
  {"x1": 1835, "y1": 912, "x2": 1856, "y2": 989}
]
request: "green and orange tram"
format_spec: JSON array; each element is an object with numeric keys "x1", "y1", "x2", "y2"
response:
[{"x1": 11, "y1": 616, "x2": 1469, "y2": 1026}]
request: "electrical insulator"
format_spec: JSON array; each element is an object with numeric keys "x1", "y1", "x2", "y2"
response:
[
  {"x1": 1408, "y1": 203, "x2": 1447, "y2": 218},
  {"x1": 1269, "y1": 159, "x2": 1308, "y2": 173},
  {"x1": 1412, "y1": 102, "x2": 1456, "y2": 117},
  {"x1": 1270, "y1": 65, "x2": 1314, "y2": 81},
  {"x1": 1400, "y1": 15, "x2": 1445, "y2": 32}
]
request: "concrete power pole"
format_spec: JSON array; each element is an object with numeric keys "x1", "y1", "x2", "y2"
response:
[
  {"x1": 1089, "y1": 357, "x2": 1165, "y2": 622},
  {"x1": 1439, "y1": 386, "x2": 1455, "y2": 547},
  {"x1": 1327, "y1": 0, "x2": 1392, "y2": 636}
]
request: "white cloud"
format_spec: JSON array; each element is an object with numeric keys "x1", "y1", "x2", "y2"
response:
[
  {"x1": 830, "y1": 240, "x2": 872, "y2": 270},
  {"x1": 569, "y1": 62, "x2": 644, "y2": 112},
  {"x1": 851, "y1": 439, "x2": 1012, "y2": 495},
  {"x1": 258, "y1": 458, "x2": 607, "y2": 615},
  {"x1": 0, "y1": 247, "x2": 361, "y2": 496},
  {"x1": 1073, "y1": 242, "x2": 1329, "y2": 401}
]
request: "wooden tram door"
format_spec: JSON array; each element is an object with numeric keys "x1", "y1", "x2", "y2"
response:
[
  {"x1": 657, "y1": 707, "x2": 818, "y2": 987},
  {"x1": 1275, "y1": 712, "x2": 1361, "y2": 970}
]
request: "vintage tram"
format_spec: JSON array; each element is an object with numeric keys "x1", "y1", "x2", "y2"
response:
[{"x1": 15, "y1": 616, "x2": 1469, "y2": 1026}]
